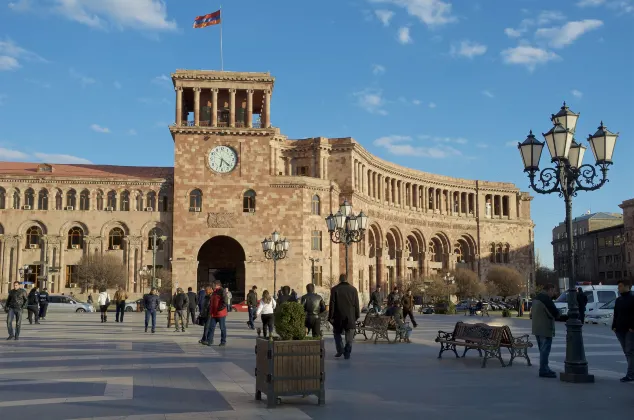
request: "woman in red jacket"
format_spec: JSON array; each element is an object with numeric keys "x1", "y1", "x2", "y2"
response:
[{"x1": 203, "y1": 280, "x2": 228, "y2": 346}]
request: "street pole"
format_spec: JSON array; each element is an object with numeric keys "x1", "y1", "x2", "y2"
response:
[
  {"x1": 325, "y1": 199, "x2": 368, "y2": 282},
  {"x1": 273, "y1": 257, "x2": 277, "y2": 294},
  {"x1": 309, "y1": 257, "x2": 319, "y2": 286},
  {"x1": 262, "y1": 232, "x2": 289, "y2": 295},
  {"x1": 152, "y1": 231, "x2": 157, "y2": 290}
]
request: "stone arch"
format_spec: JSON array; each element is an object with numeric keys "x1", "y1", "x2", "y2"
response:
[
  {"x1": 100, "y1": 220, "x2": 130, "y2": 237},
  {"x1": 428, "y1": 231, "x2": 451, "y2": 273},
  {"x1": 367, "y1": 223, "x2": 382, "y2": 258},
  {"x1": 18, "y1": 220, "x2": 48, "y2": 235},
  {"x1": 140, "y1": 220, "x2": 170, "y2": 238},
  {"x1": 59, "y1": 221, "x2": 89, "y2": 237},
  {"x1": 197, "y1": 236, "x2": 246, "y2": 299}
]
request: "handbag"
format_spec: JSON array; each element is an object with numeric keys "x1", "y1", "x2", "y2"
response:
[{"x1": 105, "y1": 295, "x2": 110, "y2": 307}]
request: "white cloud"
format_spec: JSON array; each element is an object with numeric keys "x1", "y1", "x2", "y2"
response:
[
  {"x1": 505, "y1": 141, "x2": 519, "y2": 147},
  {"x1": 0, "y1": 147, "x2": 29, "y2": 160},
  {"x1": 501, "y1": 45, "x2": 560, "y2": 71},
  {"x1": 354, "y1": 88, "x2": 388, "y2": 115},
  {"x1": 152, "y1": 74, "x2": 171, "y2": 85},
  {"x1": 374, "y1": 9, "x2": 394, "y2": 26},
  {"x1": 43, "y1": 0, "x2": 177, "y2": 31},
  {"x1": 70, "y1": 68, "x2": 96, "y2": 87},
  {"x1": 577, "y1": 0, "x2": 605, "y2": 6},
  {"x1": 372, "y1": 64, "x2": 386, "y2": 75},
  {"x1": 374, "y1": 135, "x2": 462, "y2": 159},
  {"x1": 536, "y1": 10, "x2": 566, "y2": 25},
  {"x1": 33, "y1": 152, "x2": 92, "y2": 164},
  {"x1": 0, "y1": 38, "x2": 46, "y2": 71},
  {"x1": 482, "y1": 90, "x2": 494, "y2": 98},
  {"x1": 419, "y1": 134, "x2": 468, "y2": 144},
  {"x1": 450, "y1": 40, "x2": 487, "y2": 58},
  {"x1": 536, "y1": 19, "x2": 603, "y2": 48},
  {"x1": 8, "y1": 0, "x2": 32, "y2": 11},
  {"x1": 571, "y1": 89, "x2": 583, "y2": 98},
  {"x1": 90, "y1": 124, "x2": 110, "y2": 133},
  {"x1": 0, "y1": 56, "x2": 20, "y2": 71},
  {"x1": 428, "y1": 102, "x2": 437, "y2": 108},
  {"x1": 476, "y1": 143, "x2": 489, "y2": 149},
  {"x1": 504, "y1": 28, "x2": 522, "y2": 37},
  {"x1": 369, "y1": 0, "x2": 457, "y2": 27},
  {"x1": 127, "y1": 129, "x2": 137, "y2": 135},
  {"x1": 114, "y1": 81, "x2": 122, "y2": 89},
  {"x1": 397, "y1": 27, "x2": 412, "y2": 44},
  {"x1": 412, "y1": 99, "x2": 421, "y2": 105}
]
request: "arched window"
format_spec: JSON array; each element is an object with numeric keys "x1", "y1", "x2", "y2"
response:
[
  {"x1": 38, "y1": 189, "x2": 48, "y2": 210},
  {"x1": 243, "y1": 189, "x2": 256, "y2": 212},
  {"x1": 120, "y1": 190, "x2": 130, "y2": 211},
  {"x1": 503, "y1": 244, "x2": 510, "y2": 263},
  {"x1": 495, "y1": 244, "x2": 503, "y2": 263},
  {"x1": 96, "y1": 190, "x2": 104, "y2": 211},
  {"x1": 24, "y1": 188, "x2": 34, "y2": 208},
  {"x1": 489, "y1": 243, "x2": 495, "y2": 263},
  {"x1": 148, "y1": 227, "x2": 164, "y2": 251},
  {"x1": 26, "y1": 226, "x2": 42, "y2": 248},
  {"x1": 189, "y1": 189, "x2": 202, "y2": 211},
  {"x1": 135, "y1": 192, "x2": 143, "y2": 211},
  {"x1": 68, "y1": 227, "x2": 84, "y2": 249},
  {"x1": 159, "y1": 193, "x2": 168, "y2": 212},
  {"x1": 0, "y1": 187, "x2": 5, "y2": 209},
  {"x1": 108, "y1": 227, "x2": 124, "y2": 250},
  {"x1": 66, "y1": 189, "x2": 76, "y2": 209},
  {"x1": 107, "y1": 191, "x2": 117, "y2": 209},
  {"x1": 55, "y1": 190, "x2": 63, "y2": 210},
  {"x1": 146, "y1": 191, "x2": 156, "y2": 211},
  {"x1": 311, "y1": 195, "x2": 321, "y2": 215},
  {"x1": 12, "y1": 189, "x2": 20, "y2": 209},
  {"x1": 80, "y1": 190, "x2": 90, "y2": 210}
]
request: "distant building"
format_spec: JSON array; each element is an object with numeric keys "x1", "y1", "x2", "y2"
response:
[
  {"x1": 619, "y1": 198, "x2": 634, "y2": 278},
  {"x1": 552, "y1": 212, "x2": 626, "y2": 284}
]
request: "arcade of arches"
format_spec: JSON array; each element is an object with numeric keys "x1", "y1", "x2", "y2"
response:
[
  {"x1": 197, "y1": 236, "x2": 246, "y2": 298},
  {"x1": 365, "y1": 224, "x2": 478, "y2": 291}
]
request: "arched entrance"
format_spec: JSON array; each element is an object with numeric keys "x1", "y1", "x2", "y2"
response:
[{"x1": 197, "y1": 236, "x2": 246, "y2": 300}]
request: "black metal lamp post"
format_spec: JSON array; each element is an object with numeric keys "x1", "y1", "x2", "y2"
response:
[
  {"x1": 261, "y1": 231, "x2": 290, "y2": 294},
  {"x1": 325, "y1": 199, "x2": 369, "y2": 279},
  {"x1": 518, "y1": 102, "x2": 619, "y2": 383},
  {"x1": 149, "y1": 231, "x2": 168, "y2": 289},
  {"x1": 309, "y1": 257, "x2": 320, "y2": 285}
]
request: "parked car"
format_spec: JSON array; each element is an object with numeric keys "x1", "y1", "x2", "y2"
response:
[
  {"x1": 555, "y1": 285, "x2": 619, "y2": 321},
  {"x1": 47, "y1": 295, "x2": 95, "y2": 313},
  {"x1": 124, "y1": 298, "x2": 167, "y2": 312},
  {"x1": 584, "y1": 297, "x2": 616, "y2": 325},
  {"x1": 232, "y1": 299, "x2": 259, "y2": 312}
]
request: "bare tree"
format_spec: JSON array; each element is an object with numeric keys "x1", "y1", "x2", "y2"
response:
[
  {"x1": 76, "y1": 254, "x2": 127, "y2": 291},
  {"x1": 486, "y1": 266, "x2": 523, "y2": 299},
  {"x1": 323, "y1": 275, "x2": 337, "y2": 289},
  {"x1": 424, "y1": 275, "x2": 457, "y2": 303},
  {"x1": 485, "y1": 281, "x2": 499, "y2": 298},
  {"x1": 401, "y1": 276, "x2": 427, "y2": 296},
  {"x1": 453, "y1": 268, "x2": 483, "y2": 300}
]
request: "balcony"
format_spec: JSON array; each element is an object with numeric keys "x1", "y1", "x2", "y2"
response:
[{"x1": 178, "y1": 120, "x2": 262, "y2": 129}]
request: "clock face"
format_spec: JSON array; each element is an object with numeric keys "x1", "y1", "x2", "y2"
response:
[{"x1": 208, "y1": 146, "x2": 237, "y2": 173}]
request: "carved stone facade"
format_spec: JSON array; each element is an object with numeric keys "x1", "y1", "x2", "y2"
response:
[
  {"x1": 0, "y1": 69, "x2": 535, "y2": 301},
  {"x1": 619, "y1": 198, "x2": 634, "y2": 278}
]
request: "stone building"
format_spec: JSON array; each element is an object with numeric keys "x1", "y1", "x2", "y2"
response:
[
  {"x1": 620, "y1": 198, "x2": 634, "y2": 278},
  {"x1": 0, "y1": 69, "x2": 535, "y2": 300},
  {"x1": 551, "y1": 212, "x2": 626, "y2": 284}
]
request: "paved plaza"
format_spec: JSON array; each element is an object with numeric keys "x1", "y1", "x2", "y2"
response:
[{"x1": 0, "y1": 310, "x2": 631, "y2": 420}]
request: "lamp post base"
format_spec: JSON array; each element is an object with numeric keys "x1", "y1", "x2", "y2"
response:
[{"x1": 559, "y1": 372, "x2": 595, "y2": 383}]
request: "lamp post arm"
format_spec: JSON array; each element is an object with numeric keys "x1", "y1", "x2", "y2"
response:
[
  {"x1": 527, "y1": 167, "x2": 562, "y2": 195},
  {"x1": 572, "y1": 164, "x2": 609, "y2": 193}
]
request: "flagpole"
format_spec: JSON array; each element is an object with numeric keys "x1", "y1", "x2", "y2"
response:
[{"x1": 220, "y1": 5, "x2": 224, "y2": 71}]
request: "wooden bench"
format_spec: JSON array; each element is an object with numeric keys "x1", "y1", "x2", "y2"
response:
[
  {"x1": 499, "y1": 325, "x2": 532, "y2": 366},
  {"x1": 435, "y1": 322, "x2": 506, "y2": 368},
  {"x1": 355, "y1": 313, "x2": 392, "y2": 343}
]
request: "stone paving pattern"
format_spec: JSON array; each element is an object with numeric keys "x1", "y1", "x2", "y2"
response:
[{"x1": 0, "y1": 311, "x2": 631, "y2": 420}]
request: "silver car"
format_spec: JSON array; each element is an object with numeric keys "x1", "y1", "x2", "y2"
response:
[{"x1": 47, "y1": 295, "x2": 95, "y2": 313}]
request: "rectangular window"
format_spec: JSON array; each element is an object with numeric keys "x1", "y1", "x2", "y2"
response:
[
  {"x1": 314, "y1": 266, "x2": 323, "y2": 287},
  {"x1": 607, "y1": 271, "x2": 614, "y2": 280},
  {"x1": 598, "y1": 237, "x2": 605, "y2": 248},
  {"x1": 605, "y1": 236, "x2": 613, "y2": 247},
  {"x1": 584, "y1": 291, "x2": 594, "y2": 303},
  {"x1": 599, "y1": 271, "x2": 606, "y2": 280},
  {"x1": 598, "y1": 256, "x2": 604, "y2": 264},
  {"x1": 65, "y1": 265, "x2": 78, "y2": 288},
  {"x1": 311, "y1": 231, "x2": 322, "y2": 251},
  {"x1": 606, "y1": 255, "x2": 613, "y2": 263},
  {"x1": 597, "y1": 291, "x2": 615, "y2": 303},
  {"x1": 614, "y1": 235, "x2": 623, "y2": 246},
  {"x1": 359, "y1": 269, "x2": 364, "y2": 291},
  {"x1": 297, "y1": 166, "x2": 309, "y2": 176}
]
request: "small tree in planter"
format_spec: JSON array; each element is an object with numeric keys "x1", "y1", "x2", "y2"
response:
[{"x1": 255, "y1": 301, "x2": 325, "y2": 408}]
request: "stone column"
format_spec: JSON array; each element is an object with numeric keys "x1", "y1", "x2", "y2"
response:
[
  {"x1": 193, "y1": 87, "x2": 201, "y2": 126},
  {"x1": 246, "y1": 89, "x2": 254, "y2": 128},
  {"x1": 264, "y1": 90, "x2": 271, "y2": 128},
  {"x1": 175, "y1": 87, "x2": 183, "y2": 126},
  {"x1": 229, "y1": 89, "x2": 236, "y2": 127},
  {"x1": 211, "y1": 88, "x2": 218, "y2": 127}
]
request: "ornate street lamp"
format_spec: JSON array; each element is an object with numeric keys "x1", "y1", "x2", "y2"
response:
[
  {"x1": 518, "y1": 102, "x2": 619, "y2": 384},
  {"x1": 149, "y1": 231, "x2": 168, "y2": 289},
  {"x1": 261, "y1": 231, "x2": 289, "y2": 293},
  {"x1": 325, "y1": 199, "x2": 368, "y2": 278}
]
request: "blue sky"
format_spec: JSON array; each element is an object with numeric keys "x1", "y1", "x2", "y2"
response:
[{"x1": 1, "y1": 0, "x2": 633, "y2": 268}]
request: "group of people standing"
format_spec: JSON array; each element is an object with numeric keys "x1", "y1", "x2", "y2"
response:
[{"x1": 4, "y1": 282, "x2": 50, "y2": 340}]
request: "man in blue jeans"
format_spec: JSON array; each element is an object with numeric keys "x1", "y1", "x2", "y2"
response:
[
  {"x1": 612, "y1": 279, "x2": 634, "y2": 382},
  {"x1": 246, "y1": 285, "x2": 258, "y2": 329},
  {"x1": 5, "y1": 281, "x2": 28, "y2": 340},
  {"x1": 203, "y1": 280, "x2": 228, "y2": 346},
  {"x1": 143, "y1": 288, "x2": 160, "y2": 333},
  {"x1": 531, "y1": 283, "x2": 559, "y2": 378}
]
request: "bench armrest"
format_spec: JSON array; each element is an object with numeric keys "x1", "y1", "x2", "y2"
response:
[
  {"x1": 435, "y1": 330, "x2": 453, "y2": 341},
  {"x1": 513, "y1": 334, "x2": 533, "y2": 347}
]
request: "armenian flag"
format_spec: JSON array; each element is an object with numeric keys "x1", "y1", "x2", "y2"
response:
[{"x1": 193, "y1": 10, "x2": 221, "y2": 28}]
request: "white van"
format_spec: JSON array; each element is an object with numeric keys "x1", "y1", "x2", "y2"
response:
[{"x1": 554, "y1": 285, "x2": 619, "y2": 320}]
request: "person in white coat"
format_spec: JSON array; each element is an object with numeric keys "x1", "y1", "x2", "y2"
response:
[
  {"x1": 255, "y1": 290, "x2": 276, "y2": 338},
  {"x1": 97, "y1": 288, "x2": 111, "y2": 323}
]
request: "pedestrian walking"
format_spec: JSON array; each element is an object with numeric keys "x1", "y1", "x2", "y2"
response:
[
  {"x1": 277, "y1": 285, "x2": 294, "y2": 306},
  {"x1": 256, "y1": 290, "x2": 276, "y2": 338},
  {"x1": 369, "y1": 286, "x2": 382, "y2": 313},
  {"x1": 577, "y1": 287, "x2": 588, "y2": 325},
  {"x1": 401, "y1": 290, "x2": 418, "y2": 327},
  {"x1": 301, "y1": 284, "x2": 326, "y2": 337},
  {"x1": 27, "y1": 286, "x2": 40, "y2": 325},
  {"x1": 387, "y1": 286, "x2": 400, "y2": 306},
  {"x1": 246, "y1": 285, "x2": 258, "y2": 329},
  {"x1": 517, "y1": 295, "x2": 524, "y2": 317},
  {"x1": 114, "y1": 286, "x2": 128, "y2": 323},
  {"x1": 197, "y1": 286, "x2": 206, "y2": 313},
  {"x1": 612, "y1": 279, "x2": 634, "y2": 382},
  {"x1": 186, "y1": 287, "x2": 198, "y2": 328},
  {"x1": 202, "y1": 280, "x2": 228, "y2": 346},
  {"x1": 172, "y1": 288, "x2": 189, "y2": 332},
  {"x1": 143, "y1": 288, "x2": 160, "y2": 333},
  {"x1": 328, "y1": 274, "x2": 360, "y2": 360},
  {"x1": 393, "y1": 301, "x2": 412, "y2": 343},
  {"x1": 225, "y1": 288, "x2": 233, "y2": 312},
  {"x1": 531, "y1": 283, "x2": 559, "y2": 378},
  {"x1": 97, "y1": 288, "x2": 111, "y2": 323},
  {"x1": 38, "y1": 287, "x2": 49, "y2": 320},
  {"x1": 199, "y1": 286, "x2": 212, "y2": 344},
  {"x1": 5, "y1": 281, "x2": 28, "y2": 340}
]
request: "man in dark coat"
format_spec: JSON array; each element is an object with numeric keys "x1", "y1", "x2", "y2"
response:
[
  {"x1": 401, "y1": 290, "x2": 417, "y2": 327},
  {"x1": 369, "y1": 286, "x2": 382, "y2": 313},
  {"x1": 612, "y1": 279, "x2": 634, "y2": 382},
  {"x1": 246, "y1": 285, "x2": 258, "y2": 330},
  {"x1": 301, "y1": 283, "x2": 326, "y2": 337},
  {"x1": 27, "y1": 286, "x2": 40, "y2": 325},
  {"x1": 5, "y1": 281, "x2": 28, "y2": 340},
  {"x1": 276, "y1": 285, "x2": 295, "y2": 307},
  {"x1": 172, "y1": 288, "x2": 189, "y2": 332},
  {"x1": 577, "y1": 288, "x2": 588, "y2": 325},
  {"x1": 186, "y1": 287, "x2": 198, "y2": 329},
  {"x1": 328, "y1": 274, "x2": 360, "y2": 359},
  {"x1": 38, "y1": 288, "x2": 49, "y2": 320}
]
